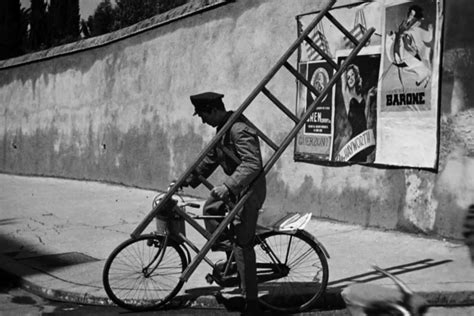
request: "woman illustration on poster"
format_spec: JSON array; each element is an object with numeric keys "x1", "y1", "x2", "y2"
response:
[
  {"x1": 386, "y1": 4, "x2": 433, "y2": 89},
  {"x1": 340, "y1": 63, "x2": 376, "y2": 162}
]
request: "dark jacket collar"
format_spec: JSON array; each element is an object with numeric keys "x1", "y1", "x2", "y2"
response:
[{"x1": 217, "y1": 111, "x2": 234, "y2": 131}]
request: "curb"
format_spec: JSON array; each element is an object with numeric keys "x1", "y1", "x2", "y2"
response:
[
  {"x1": 0, "y1": 254, "x2": 112, "y2": 306},
  {"x1": 1, "y1": 253, "x2": 474, "y2": 310},
  {"x1": 421, "y1": 290, "x2": 474, "y2": 306}
]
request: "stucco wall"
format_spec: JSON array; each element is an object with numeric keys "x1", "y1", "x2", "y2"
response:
[{"x1": 1, "y1": 0, "x2": 473, "y2": 240}]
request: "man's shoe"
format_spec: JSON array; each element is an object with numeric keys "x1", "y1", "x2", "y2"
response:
[{"x1": 241, "y1": 300, "x2": 263, "y2": 315}]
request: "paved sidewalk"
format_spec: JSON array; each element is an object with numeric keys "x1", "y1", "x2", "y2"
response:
[{"x1": 0, "y1": 174, "x2": 473, "y2": 313}]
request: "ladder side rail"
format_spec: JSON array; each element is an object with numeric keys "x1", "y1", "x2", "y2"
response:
[
  {"x1": 291, "y1": 0, "x2": 337, "y2": 49},
  {"x1": 283, "y1": 61, "x2": 322, "y2": 98},
  {"x1": 130, "y1": 1, "x2": 335, "y2": 238},
  {"x1": 178, "y1": 233, "x2": 214, "y2": 268},
  {"x1": 304, "y1": 36, "x2": 339, "y2": 70},
  {"x1": 325, "y1": 11, "x2": 359, "y2": 46},
  {"x1": 178, "y1": 27, "x2": 376, "y2": 280},
  {"x1": 178, "y1": 232, "x2": 215, "y2": 267},
  {"x1": 261, "y1": 87, "x2": 299, "y2": 124},
  {"x1": 180, "y1": 23, "x2": 373, "y2": 277},
  {"x1": 132, "y1": 173, "x2": 193, "y2": 238},
  {"x1": 262, "y1": 28, "x2": 375, "y2": 176}
]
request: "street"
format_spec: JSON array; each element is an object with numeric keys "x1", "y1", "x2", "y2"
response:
[
  {"x1": 0, "y1": 268, "x2": 342, "y2": 315},
  {"x1": 2, "y1": 269, "x2": 474, "y2": 315}
]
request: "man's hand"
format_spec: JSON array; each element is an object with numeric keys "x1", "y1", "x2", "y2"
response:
[
  {"x1": 182, "y1": 174, "x2": 196, "y2": 188},
  {"x1": 211, "y1": 185, "x2": 230, "y2": 200}
]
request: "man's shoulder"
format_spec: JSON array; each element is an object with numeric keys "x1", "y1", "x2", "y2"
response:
[
  {"x1": 230, "y1": 119, "x2": 255, "y2": 136},
  {"x1": 222, "y1": 112, "x2": 257, "y2": 138},
  {"x1": 231, "y1": 119, "x2": 249, "y2": 129}
]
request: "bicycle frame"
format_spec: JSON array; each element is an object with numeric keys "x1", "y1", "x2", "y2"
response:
[
  {"x1": 161, "y1": 194, "x2": 240, "y2": 281},
  {"x1": 145, "y1": 173, "x2": 257, "y2": 283},
  {"x1": 172, "y1": 204, "x2": 223, "y2": 269},
  {"x1": 142, "y1": 234, "x2": 169, "y2": 277},
  {"x1": 158, "y1": 192, "x2": 289, "y2": 285}
]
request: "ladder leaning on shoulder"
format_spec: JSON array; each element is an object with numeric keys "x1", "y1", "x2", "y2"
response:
[{"x1": 131, "y1": 0, "x2": 374, "y2": 282}]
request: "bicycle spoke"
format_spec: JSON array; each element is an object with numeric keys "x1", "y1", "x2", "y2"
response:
[
  {"x1": 289, "y1": 247, "x2": 317, "y2": 268},
  {"x1": 285, "y1": 235, "x2": 293, "y2": 264},
  {"x1": 256, "y1": 231, "x2": 328, "y2": 313}
]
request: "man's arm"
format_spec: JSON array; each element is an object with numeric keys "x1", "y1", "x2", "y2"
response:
[
  {"x1": 223, "y1": 123, "x2": 263, "y2": 197},
  {"x1": 185, "y1": 148, "x2": 219, "y2": 188}
]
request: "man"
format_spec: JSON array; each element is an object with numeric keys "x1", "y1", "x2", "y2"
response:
[{"x1": 184, "y1": 91, "x2": 266, "y2": 314}]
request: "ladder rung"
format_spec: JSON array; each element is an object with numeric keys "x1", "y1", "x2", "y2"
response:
[
  {"x1": 261, "y1": 87, "x2": 299, "y2": 124},
  {"x1": 242, "y1": 116, "x2": 279, "y2": 151},
  {"x1": 304, "y1": 36, "x2": 339, "y2": 70},
  {"x1": 283, "y1": 62, "x2": 321, "y2": 99},
  {"x1": 325, "y1": 12, "x2": 359, "y2": 47}
]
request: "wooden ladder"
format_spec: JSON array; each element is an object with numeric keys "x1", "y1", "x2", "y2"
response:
[{"x1": 131, "y1": 0, "x2": 375, "y2": 282}]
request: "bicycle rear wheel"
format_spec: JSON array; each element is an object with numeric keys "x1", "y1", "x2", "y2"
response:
[
  {"x1": 103, "y1": 234, "x2": 186, "y2": 311},
  {"x1": 255, "y1": 230, "x2": 329, "y2": 313}
]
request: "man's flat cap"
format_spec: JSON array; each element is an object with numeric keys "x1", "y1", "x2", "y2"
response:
[{"x1": 190, "y1": 92, "x2": 224, "y2": 115}]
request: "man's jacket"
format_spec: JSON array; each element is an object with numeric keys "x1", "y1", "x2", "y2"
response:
[{"x1": 189, "y1": 111, "x2": 266, "y2": 200}]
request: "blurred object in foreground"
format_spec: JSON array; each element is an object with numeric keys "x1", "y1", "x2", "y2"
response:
[
  {"x1": 463, "y1": 204, "x2": 474, "y2": 264},
  {"x1": 342, "y1": 265, "x2": 428, "y2": 316}
]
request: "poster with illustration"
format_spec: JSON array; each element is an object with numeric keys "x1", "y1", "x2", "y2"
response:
[
  {"x1": 381, "y1": 0, "x2": 435, "y2": 112},
  {"x1": 375, "y1": 0, "x2": 442, "y2": 168},
  {"x1": 294, "y1": 61, "x2": 334, "y2": 161},
  {"x1": 332, "y1": 48, "x2": 380, "y2": 163},
  {"x1": 295, "y1": 0, "x2": 443, "y2": 169}
]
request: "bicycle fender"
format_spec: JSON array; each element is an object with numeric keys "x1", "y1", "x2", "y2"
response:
[{"x1": 298, "y1": 229, "x2": 330, "y2": 259}]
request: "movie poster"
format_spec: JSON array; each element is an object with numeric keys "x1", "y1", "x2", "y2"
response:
[
  {"x1": 294, "y1": 0, "x2": 443, "y2": 169},
  {"x1": 295, "y1": 61, "x2": 334, "y2": 161},
  {"x1": 333, "y1": 48, "x2": 380, "y2": 163}
]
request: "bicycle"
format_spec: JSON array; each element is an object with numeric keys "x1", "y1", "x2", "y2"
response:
[{"x1": 102, "y1": 182, "x2": 330, "y2": 313}]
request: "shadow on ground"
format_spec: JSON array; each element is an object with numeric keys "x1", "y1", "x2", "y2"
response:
[{"x1": 169, "y1": 258, "x2": 453, "y2": 314}]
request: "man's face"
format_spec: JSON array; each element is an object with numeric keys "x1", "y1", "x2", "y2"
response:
[{"x1": 196, "y1": 108, "x2": 219, "y2": 127}]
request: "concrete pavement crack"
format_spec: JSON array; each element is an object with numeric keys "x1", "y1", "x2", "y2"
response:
[{"x1": 36, "y1": 235, "x2": 44, "y2": 245}]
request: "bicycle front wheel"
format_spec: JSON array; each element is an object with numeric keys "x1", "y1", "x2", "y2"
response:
[
  {"x1": 103, "y1": 234, "x2": 187, "y2": 311},
  {"x1": 255, "y1": 230, "x2": 329, "y2": 313}
]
